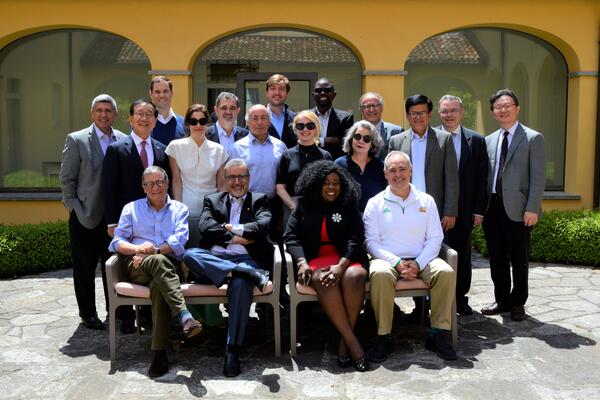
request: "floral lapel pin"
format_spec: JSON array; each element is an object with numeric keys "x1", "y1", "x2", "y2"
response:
[{"x1": 332, "y1": 213, "x2": 342, "y2": 223}]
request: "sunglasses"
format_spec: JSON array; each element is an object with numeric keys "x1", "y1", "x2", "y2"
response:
[
  {"x1": 353, "y1": 133, "x2": 372, "y2": 143},
  {"x1": 313, "y1": 87, "x2": 333, "y2": 94},
  {"x1": 189, "y1": 117, "x2": 208, "y2": 126},
  {"x1": 295, "y1": 122, "x2": 317, "y2": 131}
]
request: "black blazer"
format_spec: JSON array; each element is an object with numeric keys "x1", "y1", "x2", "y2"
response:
[
  {"x1": 102, "y1": 135, "x2": 171, "y2": 225},
  {"x1": 198, "y1": 191, "x2": 274, "y2": 271},
  {"x1": 311, "y1": 107, "x2": 354, "y2": 160},
  {"x1": 205, "y1": 124, "x2": 249, "y2": 144},
  {"x1": 284, "y1": 199, "x2": 368, "y2": 272},
  {"x1": 267, "y1": 104, "x2": 297, "y2": 149}
]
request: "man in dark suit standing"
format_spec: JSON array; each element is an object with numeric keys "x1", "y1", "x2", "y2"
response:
[
  {"x1": 59, "y1": 94, "x2": 126, "y2": 330},
  {"x1": 359, "y1": 92, "x2": 403, "y2": 160},
  {"x1": 265, "y1": 74, "x2": 297, "y2": 148},
  {"x1": 183, "y1": 158, "x2": 273, "y2": 377},
  {"x1": 102, "y1": 99, "x2": 171, "y2": 333},
  {"x1": 481, "y1": 89, "x2": 546, "y2": 321},
  {"x1": 437, "y1": 95, "x2": 488, "y2": 316},
  {"x1": 311, "y1": 77, "x2": 353, "y2": 159},
  {"x1": 206, "y1": 91, "x2": 249, "y2": 157}
]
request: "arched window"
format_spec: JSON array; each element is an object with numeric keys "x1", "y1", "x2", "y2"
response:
[
  {"x1": 0, "y1": 29, "x2": 150, "y2": 190},
  {"x1": 192, "y1": 29, "x2": 362, "y2": 125},
  {"x1": 405, "y1": 29, "x2": 567, "y2": 190}
]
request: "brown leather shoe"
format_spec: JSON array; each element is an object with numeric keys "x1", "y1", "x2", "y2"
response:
[
  {"x1": 481, "y1": 302, "x2": 510, "y2": 315},
  {"x1": 182, "y1": 318, "x2": 203, "y2": 339},
  {"x1": 148, "y1": 350, "x2": 168, "y2": 378},
  {"x1": 510, "y1": 306, "x2": 527, "y2": 321}
]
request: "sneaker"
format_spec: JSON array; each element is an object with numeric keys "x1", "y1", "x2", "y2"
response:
[
  {"x1": 425, "y1": 330, "x2": 457, "y2": 360},
  {"x1": 367, "y1": 334, "x2": 395, "y2": 362}
]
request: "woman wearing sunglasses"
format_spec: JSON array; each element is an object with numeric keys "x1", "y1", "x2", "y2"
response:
[
  {"x1": 334, "y1": 120, "x2": 387, "y2": 211},
  {"x1": 276, "y1": 111, "x2": 332, "y2": 215},
  {"x1": 166, "y1": 104, "x2": 228, "y2": 216}
]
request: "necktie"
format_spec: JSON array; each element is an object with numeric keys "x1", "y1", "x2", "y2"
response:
[
  {"x1": 140, "y1": 140, "x2": 149, "y2": 169},
  {"x1": 495, "y1": 131, "x2": 509, "y2": 194}
]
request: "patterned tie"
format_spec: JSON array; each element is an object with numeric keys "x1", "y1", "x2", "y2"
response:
[
  {"x1": 140, "y1": 140, "x2": 149, "y2": 169},
  {"x1": 495, "y1": 131, "x2": 509, "y2": 195}
]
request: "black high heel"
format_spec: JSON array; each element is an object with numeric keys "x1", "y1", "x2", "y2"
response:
[
  {"x1": 353, "y1": 356, "x2": 369, "y2": 372},
  {"x1": 336, "y1": 355, "x2": 352, "y2": 368}
]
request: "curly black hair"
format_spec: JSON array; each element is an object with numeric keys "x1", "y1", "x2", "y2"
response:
[{"x1": 294, "y1": 160, "x2": 361, "y2": 206}]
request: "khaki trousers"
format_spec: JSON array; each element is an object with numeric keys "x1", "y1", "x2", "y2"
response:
[
  {"x1": 127, "y1": 254, "x2": 187, "y2": 350},
  {"x1": 369, "y1": 258, "x2": 455, "y2": 334}
]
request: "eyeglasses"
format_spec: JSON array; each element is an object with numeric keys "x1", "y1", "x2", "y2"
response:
[
  {"x1": 408, "y1": 111, "x2": 429, "y2": 118},
  {"x1": 295, "y1": 122, "x2": 317, "y2": 131},
  {"x1": 353, "y1": 133, "x2": 372, "y2": 143},
  {"x1": 143, "y1": 179, "x2": 167, "y2": 189},
  {"x1": 493, "y1": 103, "x2": 517, "y2": 112},
  {"x1": 439, "y1": 108, "x2": 461, "y2": 115},
  {"x1": 189, "y1": 117, "x2": 208, "y2": 126},
  {"x1": 134, "y1": 112, "x2": 155, "y2": 119},
  {"x1": 225, "y1": 174, "x2": 249, "y2": 181},
  {"x1": 360, "y1": 103, "x2": 382, "y2": 110},
  {"x1": 313, "y1": 87, "x2": 333, "y2": 94}
]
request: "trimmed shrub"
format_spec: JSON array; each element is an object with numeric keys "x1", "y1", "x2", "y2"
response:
[
  {"x1": 0, "y1": 221, "x2": 71, "y2": 278},
  {"x1": 472, "y1": 209, "x2": 600, "y2": 266}
]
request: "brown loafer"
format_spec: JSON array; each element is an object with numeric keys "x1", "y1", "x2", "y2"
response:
[{"x1": 182, "y1": 318, "x2": 203, "y2": 339}]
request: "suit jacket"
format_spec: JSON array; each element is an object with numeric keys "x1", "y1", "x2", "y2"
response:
[
  {"x1": 267, "y1": 104, "x2": 297, "y2": 149},
  {"x1": 102, "y1": 135, "x2": 171, "y2": 226},
  {"x1": 485, "y1": 123, "x2": 546, "y2": 221},
  {"x1": 378, "y1": 120, "x2": 404, "y2": 160},
  {"x1": 59, "y1": 124, "x2": 126, "y2": 229},
  {"x1": 388, "y1": 126, "x2": 459, "y2": 218},
  {"x1": 284, "y1": 199, "x2": 369, "y2": 272},
  {"x1": 311, "y1": 107, "x2": 354, "y2": 159},
  {"x1": 198, "y1": 191, "x2": 274, "y2": 270},
  {"x1": 436, "y1": 125, "x2": 488, "y2": 229},
  {"x1": 205, "y1": 124, "x2": 249, "y2": 144}
]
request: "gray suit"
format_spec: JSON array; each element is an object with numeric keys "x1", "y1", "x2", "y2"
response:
[
  {"x1": 377, "y1": 120, "x2": 404, "y2": 160},
  {"x1": 60, "y1": 123, "x2": 126, "y2": 319},
  {"x1": 388, "y1": 126, "x2": 459, "y2": 218}
]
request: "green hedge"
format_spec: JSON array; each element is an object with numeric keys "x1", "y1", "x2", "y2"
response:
[
  {"x1": 472, "y1": 209, "x2": 600, "y2": 266},
  {"x1": 0, "y1": 221, "x2": 71, "y2": 278}
]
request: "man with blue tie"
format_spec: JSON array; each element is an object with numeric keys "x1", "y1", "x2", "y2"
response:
[{"x1": 59, "y1": 94, "x2": 126, "y2": 330}]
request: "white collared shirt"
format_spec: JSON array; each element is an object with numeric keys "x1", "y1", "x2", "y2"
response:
[
  {"x1": 130, "y1": 131, "x2": 154, "y2": 166},
  {"x1": 93, "y1": 124, "x2": 117, "y2": 155},
  {"x1": 491, "y1": 121, "x2": 518, "y2": 193},
  {"x1": 410, "y1": 128, "x2": 428, "y2": 192},
  {"x1": 157, "y1": 108, "x2": 176, "y2": 124},
  {"x1": 316, "y1": 107, "x2": 331, "y2": 144},
  {"x1": 210, "y1": 194, "x2": 248, "y2": 256}
]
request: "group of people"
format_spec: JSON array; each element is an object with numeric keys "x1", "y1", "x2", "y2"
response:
[{"x1": 59, "y1": 73, "x2": 546, "y2": 378}]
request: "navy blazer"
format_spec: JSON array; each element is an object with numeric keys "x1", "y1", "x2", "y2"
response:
[
  {"x1": 284, "y1": 199, "x2": 368, "y2": 272},
  {"x1": 311, "y1": 107, "x2": 354, "y2": 159},
  {"x1": 102, "y1": 135, "x2": 171, "y2": 225},
  {"x1": 205, "y1": 124, "x2": 249, "y2": 144},
  {"x1": 267, "y1": 104, "x2": 297, "y2": 149},
  {"x1": 198, "y1": 191, "x2": 274, "y2": 271}
]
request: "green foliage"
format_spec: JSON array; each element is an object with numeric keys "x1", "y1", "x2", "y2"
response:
[
  {"x1": 0, "y1": 221, "x2": 71, "y2": 278},
  {"x1": 3, "y1": 169, "x2": 59, "y2": 188},
  {"x1": 472, "y1": 209, "x2": 600, "y2": 266},
  {"x1": 447, "y1": 87, "x2": 476, "y2": 129}
]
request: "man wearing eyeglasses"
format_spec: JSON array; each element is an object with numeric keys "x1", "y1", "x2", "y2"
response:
[
  {"x1": 183, "y1": 158, "x2": 273, "y2": 377},
  {"x1": 310, "y1": 77, "x2": 354, "y2": 159},
  {"x1": 481, "y1": 88, "x2": 545, "y2": 321},
  {"x1": 437, "y1": 95, "x2": 489, "y2": 316},
  {"x1": 149, "y1": 76, "x2": 185, "y2": 146},
  {"x1": 103, "y1": 99, "x2": 171, "y2": 333},
  {"x1": 206, "y1": 92, "x2": 249, "y2": 157},
  {"x1": 109, "y1": 166, "x2": 203, "y2": 378},
  {"x1": 265, "y1": 74, "x2": 297, "y2": 148},
  {"x1": 358, "y1": 92, "x2": 404, "y2": 160}
]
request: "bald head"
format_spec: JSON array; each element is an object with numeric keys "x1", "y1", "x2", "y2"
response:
[{"x1": 246, "y1": 104, "x2": 271, "y2": 142}]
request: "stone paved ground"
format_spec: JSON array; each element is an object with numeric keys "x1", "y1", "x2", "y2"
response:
[{"x1": 1, "y1": 255, "x2": 599, "y2": 399}]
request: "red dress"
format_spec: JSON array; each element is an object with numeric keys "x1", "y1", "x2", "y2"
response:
[{"x1": 308, "y1": 217, "x2": 362, "y2": 270}]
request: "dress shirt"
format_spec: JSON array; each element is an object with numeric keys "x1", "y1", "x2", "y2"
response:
[
  {"x1": 210, "y1": 194, "x2": 248, "y2": 256},
  {"x1": 157, "y1": 108, "x2": 176, "y2": 124},
  {"x1": 109, "y1": 196, "x2": 189, "y2": 260},
  {"x1": 363, "y1": 184, "x2": 443, "y2": 270},
  {"x1": 130, "y1": 131, "x2": 155, "y2": 167},
  {"x1": 230, "y1": 133, "x2": 286, "y2": 197},
  {"x1": 216, "y1": 122, "x2": 238, "y2": 156},
  {"x1": 94, "y1": 124, "x2": 118, "y2": 155},
  {"x1": 442, "y1": 125, "x2": 462, "y2": 170},
  {"x1": 410, "y1": 129, "x2": 428, "y2": 192},
  {"x1": 267, "y1": 105, "x2": 285, "y2": 138},
  {"x1": 376, "y1": 121, "x2": 386, "y2": 141},
  {"x1": 491, "y1": 121, "x2": 518, "y2": 193},
  {"x1": 316, "y1": 107, "x2": 331, "y2": 144}
]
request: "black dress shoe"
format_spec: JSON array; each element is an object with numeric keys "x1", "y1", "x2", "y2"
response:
[
  {"x1": 510, "y1": 306, "x2": 527, "y2": 321},
  {"x1": 232, "y1": 265, "x2": 270, "y2": 292},
  {"x1": 425, "y1": 330, "x2": 457, "y2": 360},
  {"x1": 353, "y1": 356, "x2": 369, "y2": 372},
  {"x1": 223, "y1": 351, "x2": 241, "y2": 377},
  {"x1": 148, "y1": 350, "x2": 169, "y2": 378},
  {"x1": 336, "y1": 355, "x2": 352, "y2": 368},
  {"x1": 81, "y1": 315, "x2": 105, "y2": 330},
  {"x1": 367, "y1": 334, "x2": 394, "y2": 363},
  {"x1": 481, "y1": 302, "x2": 510, "y2": 315},
  {"x1": 120, "y1": 318, "x2": 136, "y2": 334}
]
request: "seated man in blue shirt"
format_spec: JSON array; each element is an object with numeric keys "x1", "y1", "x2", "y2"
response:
[
  {"x1": 109, "y1": 166, "x2": 202, "y2": 378},
  {"x1": 183, "y1": 158, "x2": 273, "y2": 377}
]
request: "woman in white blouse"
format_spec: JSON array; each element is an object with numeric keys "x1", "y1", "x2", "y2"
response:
[{"x1": 166, "y1": 104, "x2": 228, "y2": 216}]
